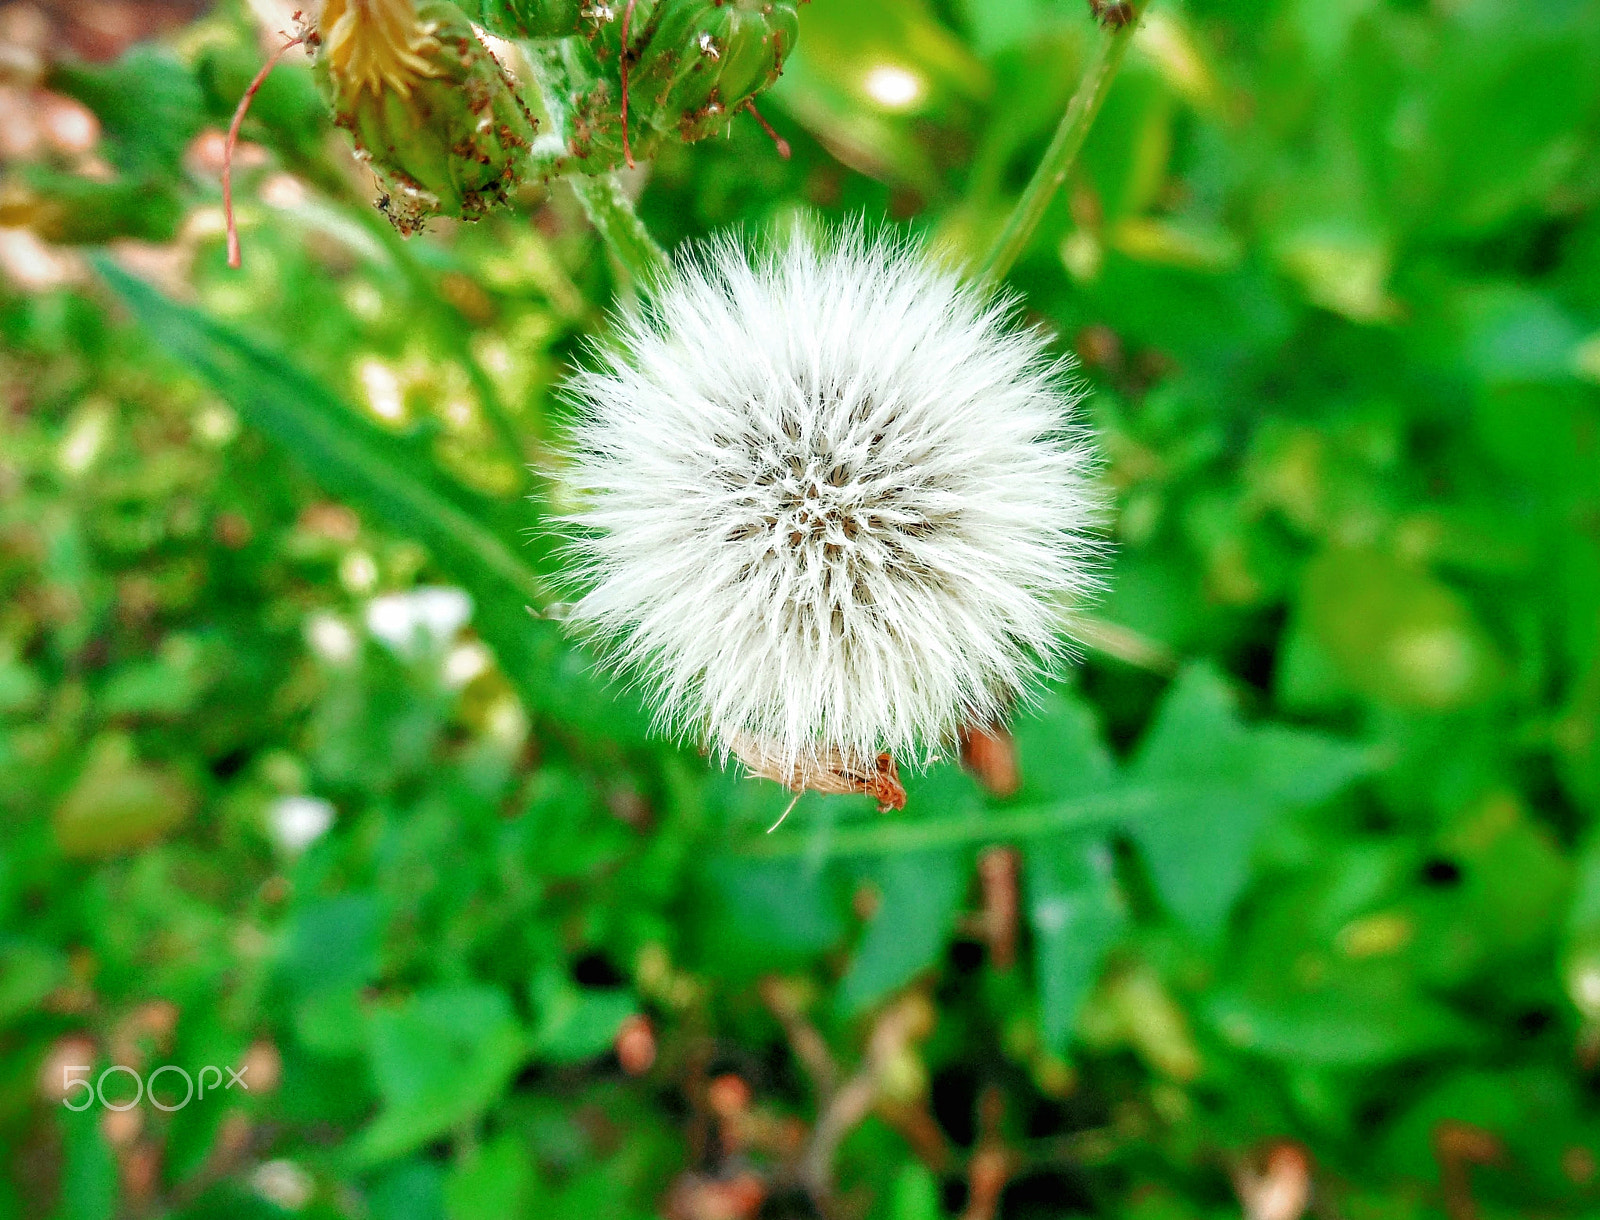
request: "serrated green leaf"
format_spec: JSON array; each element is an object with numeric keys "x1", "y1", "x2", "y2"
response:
[
  {"x1": 1009, "y1": 688, "x2": 1128, "y2": 1049},
  {"x1": 1205, "y1": 974, "x2": 1477, "y2": 1067},
  {"x1": 280, "y1": 893, "x2": 384, "y2": 998},
  {"x1": 885, "y1": 1161, "x2": 943, "y2": 1220},
  {"x1": 1010, "y1": 686, "x2": 1118, "y2": 801},
  {"x1": 730, "y1": 788, "x2": 1151, "y2": 860},
  {"x1": 529, "y1": 967, "x2": 637, "y2": 1063},
  {"x1": 356, "y1": 987, "x2": 528, "y2": 1165},
  {"x1": 0, "y1": 940, "x2": 65, "y2": 1026},
  {"x1": 1301, "y1": 547, "x2": 1503, "y2": 710},
  {"x1": 56, "y1": 1108, "x2": 116, "y2": 1220},
  {"x1": 53, "y1": 734, "x2": 196, "y2": 858},
  {"x1": 369, "y1": 1160, "x2": 448, "y2": 1220},
  {"x1": 696, "y1": 854, "x2": 852, "y2": 976},
  {"x1": 1130, "y1": 663, "x2": 1374, "y2": 937},
  {"x1": 837, "y1": 847, "x2": 968, "y2": 1015},
  {"x1": 95, "y1": 259, "x2": 543, "y2": 601},
  {"x1": 444, "y1": 1133, "x2": 533, "y2": 1220}
]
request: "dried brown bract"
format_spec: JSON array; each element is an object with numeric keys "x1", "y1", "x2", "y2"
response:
[
  {"x1": 732, "y1": 734, "x2": 908, "y2": 816},
  {"x1": 1087, "y1": 0, "x2": 1136, "y2": 31}
]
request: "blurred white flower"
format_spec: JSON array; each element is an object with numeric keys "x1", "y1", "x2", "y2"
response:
[
  {"x1": 339, "y1": 549, "x2": 379, "y2": 594},
  {"x1": 442, "y1": 640, "x2": 492, "y2": 687},
  {"x1": 267, "y1": 795, "x2": 335, "y2": 855},
  {"x1": 862, "y1": 63, "x2": 924, "y2": 110},
  {"x1": 57, "y1": 400, "x2": 110, "y2": 477},
  {"x1": 358, "y1": 357, "x2": 405, "y2": 422},
  {"x1": 559, "y1": 228, "x2": 1101, "y2": 793},
  {"x1": 365, "y1": 586, "x2": 472, "y2": 657},
  {"x1": 304, "y1": 611, "x2": 358, "y2": 665},
  {"x1": 484, "y1": 694, "x2": 530, "y2": 749},
  {"x1": 251, "y1": 1158, "x2": 314, "y2": 1210}
]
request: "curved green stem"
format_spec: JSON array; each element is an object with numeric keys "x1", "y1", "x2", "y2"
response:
[
  {"x1": 975, "y1": 6, "x2": 1145, "y2": 286},
  {"x1": 519, "y1": 36, "x2": 672, "y2": 285},
  {"x1": 566, "y1": 172, "x2": 672, "y2": 285},
  {"x1": 731, "y1": 788, "x2": 1158, "y2": 859}
]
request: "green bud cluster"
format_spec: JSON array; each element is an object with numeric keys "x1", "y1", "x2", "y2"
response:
[
  {"x1": 311, "y1": 0, "x2": 798, "y2": 233},
  {"x1": 449, "y1": 0, "x2": 587, "y2": 40},
  {"x1": 313, "y1": 0, "x2": 539, "y2": 234},
  {"x1": 528, "y1": 0, "x2": 800, "y2": 175},
  {"x1": 615, "y1": 0, "x2": 799, "y2": 144},
  {"x1": 0, "y1": 0, "x2": 797, "y2": 248}
]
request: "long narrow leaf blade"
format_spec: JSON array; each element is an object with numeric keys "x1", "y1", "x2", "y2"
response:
[
  {"x1": 95, "y1": 257, "x2": 649, "y2": 740},
  {"x1": 95, "y1": 258, "x2": 547, "y2": 606}
]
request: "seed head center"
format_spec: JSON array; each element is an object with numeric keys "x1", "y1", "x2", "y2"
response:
[{"x1": 711, "y1": 400, "x2": 941, "y2": 609}]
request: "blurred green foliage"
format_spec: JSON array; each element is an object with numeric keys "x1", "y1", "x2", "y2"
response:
[{"x1": 4, "y1": 0, "x2": 1600, "y2": 1217}]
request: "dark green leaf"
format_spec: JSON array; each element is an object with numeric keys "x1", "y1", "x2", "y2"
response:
[
  {"x1": 48, "y1": 47, "x2": 204, "y2": 178},
  {"x1": 356, "y1": 987, "x2": 528, "y2": 1165},
  {"x1": 837, "y1": 847, "x2": 968, "y2": 1015},
  {"x1": 1130, "y1": 663, "x2": 1373, "y2": 936}
]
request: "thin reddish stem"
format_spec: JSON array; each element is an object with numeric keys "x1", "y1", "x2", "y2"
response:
[
  {"x1": 223, "y1": 35, "x2": 303, "y2": 269},
  {"x1": 620, "y1": 0, "x2": 638, "y2": 169},
  {"x1": 745, "y1": 100, "x2": 791, "y2": 160}
]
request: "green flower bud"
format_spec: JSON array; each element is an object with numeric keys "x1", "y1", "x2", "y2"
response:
[
  {"x1": 450, "y1": 0, "x2": 586, "y2": 40},
  {"x1": 625, "y1": 0, "x2": 799, "y2": 144},
  {"x1": 531, "y1": 0, "x2": 799, "y2": 175},
  {"x1": 314, "y1": 0, "x2": 539, "y2": 234}
]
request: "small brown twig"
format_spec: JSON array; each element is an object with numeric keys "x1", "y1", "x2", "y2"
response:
[
  {"x1": 761, "y1": 978, "x2": 941, "y2": 1217},
  {"x1": 1061, "y1": 609, "x2": 1179, "y2": 675},
  {"x1": 961, "y1": 1086, "x2": 1013, "y2": 1220},
  {"x1": 1433, "y1": 1121, "x2": 1502, "y2": 1220},
  {"x1": 620, "y1": 0, "x2": 638, "y2": 169},
  {"x1": 758, "y1": 976, "x2": 838, "y2": 1101},
  {"x1": 801, "y1": 1070, "x2": 877, "y2": 1215},
  {"x1": 960, "y1": 723, "x2": 1021, "y2": 799},
  {"x1": 989, "y1": 1125, "x2": 1123, "y2": 1173},
  {"x1": 159, "y1": 1114, "x2": 276, "y2": 1212},
  {"x1": 223, "y1": 35, "x2": 304, "y2": 269},
  {"x1": 799, "y1": 994, "x2": 935, "y2": 1214},
  {"x1": 878, "y1": 1098, "x2": 954, "y2": 1173},
  {"x1": 745, "y1": 100, "x2": 791, "y2": 160},
  {"x1": 976, "y1": 846, "x2": 1020, "y2": 970}
]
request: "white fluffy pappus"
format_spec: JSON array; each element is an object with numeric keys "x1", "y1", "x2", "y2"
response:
[{"x1": 556, "y1": 227, "x2": 1103, "y2": 800}]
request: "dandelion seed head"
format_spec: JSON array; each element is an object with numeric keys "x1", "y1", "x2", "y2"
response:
[{"x1": 558, "y1": 227, "x2": 1102, "y2": 787}]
